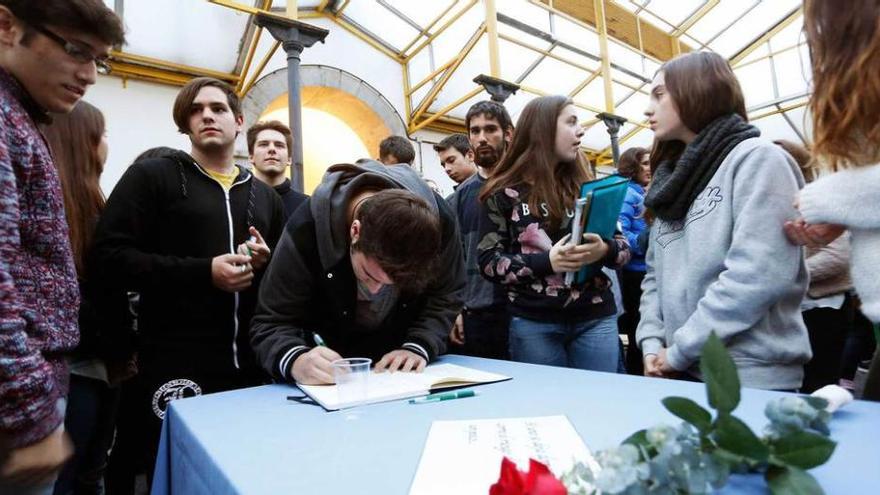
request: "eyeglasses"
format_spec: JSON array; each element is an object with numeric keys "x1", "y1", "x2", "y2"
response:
[{"x1": 32, "y1": 25, "x2": 112, "y2": 75}]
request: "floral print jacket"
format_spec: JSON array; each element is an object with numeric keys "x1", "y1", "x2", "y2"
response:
[{"x1": 477, "y1": 185, "x2": 631, "y2": 322}]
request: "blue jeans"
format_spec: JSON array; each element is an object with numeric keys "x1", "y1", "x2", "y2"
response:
[{"x1": 509, "y1": 314, "x2": 620, "y2": 372}]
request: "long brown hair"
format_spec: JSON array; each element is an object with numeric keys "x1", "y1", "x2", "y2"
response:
[
  {"x1": 649, "y1": 52, "x2": 747, "y2": 171},
  {"x1": 480, "y1": 95, "x2": 593, "y2": 230},
  {"x1": 805, "y1": 0, "x2": 880, "y2": 169},
  {"x1": 43, "y1": 101, "x2": 106, "y2": 275}
]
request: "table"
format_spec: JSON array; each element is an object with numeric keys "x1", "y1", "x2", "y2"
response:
[{"x1": 151, "y1": 355, "x2": 880, "y2": 494}]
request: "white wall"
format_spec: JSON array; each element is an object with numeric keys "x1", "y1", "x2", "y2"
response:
[{"x1": 86, "y1": 76, "x2": 189, "y2": 195}]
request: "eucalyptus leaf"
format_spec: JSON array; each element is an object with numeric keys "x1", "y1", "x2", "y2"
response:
[
  {"x1": 623, "y1": 429, "x2": 649, "y2": 448},
  {"x1": 767, "y1": 466, "x2": 825, "y2": 495},
  {"x1": 662, "y1": 397, "x2": 713, "y2": 432},
  {"x1": 700, "y1": 332, "x2": 740, "y2": 414},
  {"x1": 714, "y1": 414, "x2": 769, "y2": 462},
  {"x1": 771, "y1": 430, "x2": 836, "y2": 469}
]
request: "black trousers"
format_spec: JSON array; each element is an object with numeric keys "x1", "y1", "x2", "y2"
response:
[
  {"x1": 617, "y1": 269, "x2": 645, "y2": 376},
  {"x1": 801, "y1": 294, "x2": 854, "y2": 393},
  {"x1": 448, "y1": 306, "x2": 511, "y2": 360}
]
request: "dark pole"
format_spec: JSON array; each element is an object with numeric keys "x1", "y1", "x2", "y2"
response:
[
  {"x1": 473, "y1": 74, "x2": 519, "y2": 104},
  {"x1": 254, "y1": 13, "x2": 328, "y2": 192},
  {"x1": 597, "y1": 112, "x2": 628, "y2": 167}
]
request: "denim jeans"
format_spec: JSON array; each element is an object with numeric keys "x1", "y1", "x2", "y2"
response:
[
  {"x1": 53, "y1": 375, "x2": 121, "y2": 495},
  {"x1": 509, "y1": 314, "x2": 620, "y2": 372}
]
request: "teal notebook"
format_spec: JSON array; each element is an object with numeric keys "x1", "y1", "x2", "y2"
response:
[{"x1": 571, "y1": 175, "x2": 630, "y2": 285}]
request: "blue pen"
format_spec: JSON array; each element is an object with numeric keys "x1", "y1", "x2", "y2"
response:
[
  {"x1": 409, "y1": 389, "x2": 475, "y2": 404},
  {"x1": 312, "y1": 333, "x2": 327, "y2": 347}
]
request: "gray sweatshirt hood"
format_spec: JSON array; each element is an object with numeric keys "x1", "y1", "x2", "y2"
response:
[{"x1": 310, "y1": 160, "x2": 439, "y2": 270}]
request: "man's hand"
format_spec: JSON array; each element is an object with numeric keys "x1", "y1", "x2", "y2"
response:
[
  {"x1": 449, "y1": 314, "x2": 465, "y2": 346},
  {"x1": 783, "y1": 219, "x2": 845, "y2": 248},
  {"x1": 0, "y1": 426, "x2": 72, "y2": 486},
  {"x1": 211, "y1": 253, "x2": 253, "y2": 292},
  {"x1": 291, "y1": 347, "x2": 343, "y2": 385},
  {"x1": 375, "y1": 349, "x2": 427, "y2": 373},
  {"x1": 550, "y1": 234, "x2": 609, "y2": 273},
  {"x1": 237, "y1": 226, "x2": 271, "y2": 271}
]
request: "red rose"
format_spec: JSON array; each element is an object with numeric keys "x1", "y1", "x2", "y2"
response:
[{"x1": 489, "y1": 457, "x2": 567, "y2": 495}]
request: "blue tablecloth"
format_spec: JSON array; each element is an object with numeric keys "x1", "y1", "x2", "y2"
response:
[{"x1": 151, "y1": 355, "x2": 880, "y2": 494}]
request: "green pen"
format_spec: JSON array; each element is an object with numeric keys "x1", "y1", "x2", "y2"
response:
[
  {"x1": 409, "y1": 389, "x2": 475, "y2": 404},
  {"x1": 245, "y1": 235, "x2": 256, "y2": 257},
  {"x1": 312, "y1": 332, "x2": 327, "y2": 347}
]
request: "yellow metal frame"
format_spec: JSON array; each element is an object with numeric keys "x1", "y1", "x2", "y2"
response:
[
  {"x1": 240, "y1": 40, "x2": 281, "y2": 96},
  {"x1": 104, "y1": 0, "x2": 806, "y2": 156},
  {"x1": 594, "y1": 0, "x2": 614, "y2": 112},
  {"x1": 400, "y1": 0, "x2": 460, "y2": 55},
  {"x1": 730, "y1": 7, "x2": 803, "y2": 66},
  {"x1": 404, "y1": 0, "x2": 479, "y2": 62},
  {"x1": 410, "y1": 24, "x2": 486, "y2": 123}
]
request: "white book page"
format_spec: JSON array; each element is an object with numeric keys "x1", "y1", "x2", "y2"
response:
[
  {"x1": 297, "y1": 363, "x2": 510, "y2": 410},
  {"x1": 409, "y1": 415, "x2": 598, "y2": 495}
]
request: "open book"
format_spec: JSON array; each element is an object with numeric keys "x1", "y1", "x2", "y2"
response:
[{"x1": 297, "y1": 363, "x2": 511, "y2": 411}]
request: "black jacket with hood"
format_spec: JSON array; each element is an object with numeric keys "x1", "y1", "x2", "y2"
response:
[
  {"x1": 91, "y1": 150, "x2": 284, "y2": 385},
  {"x1": 250, "y1": 161, "x2": 465, "y2": 382}
]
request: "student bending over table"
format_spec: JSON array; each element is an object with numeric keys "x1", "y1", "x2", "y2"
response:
[{"x1": 250, "y1": 160, "x2": 465, "y2": 384}]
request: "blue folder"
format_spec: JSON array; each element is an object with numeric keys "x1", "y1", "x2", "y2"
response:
[{"x1": 573, "y1": 175, "x2": 630, "y2": 284}]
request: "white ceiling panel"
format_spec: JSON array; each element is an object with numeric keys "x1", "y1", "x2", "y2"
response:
[{"x1": 123, "y1": 0, "x2": 250, "y2": 73}]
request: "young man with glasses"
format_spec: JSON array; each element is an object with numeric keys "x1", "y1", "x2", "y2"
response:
[{"x1": 0, "y1": 1, "x2": 124, "y2": 493}]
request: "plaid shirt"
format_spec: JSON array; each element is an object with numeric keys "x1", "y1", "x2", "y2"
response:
[{"x1": 0, "y1": 67, "x2": 79, "y2": 449}]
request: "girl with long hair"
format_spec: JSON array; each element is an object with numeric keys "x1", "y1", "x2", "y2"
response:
[
  {"x1": 616, "y1": 147, "x2": 651, "y2": 375},
  {"x1": 44, "y1": 101, "x2": 135, "y2": 495},
  {"x1": 635, "y1": 51, "x2": 811, "y2": 390},
  {"x1": 792, "y1": 0, "x2": 880, "y2": 400},
  {"x1": 477, "y1": 95, "x2": 631, "y2": 371}
]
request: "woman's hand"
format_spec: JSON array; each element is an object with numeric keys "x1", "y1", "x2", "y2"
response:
[{"x1": 549, "y1": 233, "x2": 609, "y2": 273}]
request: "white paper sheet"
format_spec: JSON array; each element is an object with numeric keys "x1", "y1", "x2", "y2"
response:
[{"x1": 409, "y1": 415, "x2": 598, "y2": 495}]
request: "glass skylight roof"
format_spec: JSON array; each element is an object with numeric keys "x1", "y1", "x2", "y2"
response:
[{"x1": 106, "y1": 0, "x2": 812, "y2": 158}]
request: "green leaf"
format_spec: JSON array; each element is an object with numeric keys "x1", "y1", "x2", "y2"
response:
[
  {"x1": 714, "y1": 414, "x2": 769, "y2": 462},
  {"x1": 662, "y1": 396, "x2": 713, "y2": 432},
  {"x1": 700, "y1": 332, "x2": 741, "y2": 414},
  {"x1": 622, "y1": 429, "x2": 649, "y2": 448},
  {"x1": 621, "y1": 429, "x2": 657, "y2": 461},
  {"x1": 771, "y1": 430, "x2": 836, "y2": 469},
  {"x1": 767, "y1": 466, "x2": 825, "y2": 495}
]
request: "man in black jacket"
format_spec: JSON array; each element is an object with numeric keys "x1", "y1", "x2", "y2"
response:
[
  {"x1": 246, "y1": 120, "x2": 308, "y2": 221},
  {"x1": 251, "y1": 160, "x2": 465, "y2": 385},
  {"x1": 91, "y1": 77, "x2": 283, "y2": 480}
]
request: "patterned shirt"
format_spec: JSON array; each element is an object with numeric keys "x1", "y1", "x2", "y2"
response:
[
  {"x1": 477, "y1": 184, "x2": 630, "y2": 322},
  {"x1": 0, "y1": 67, "x2": 80, "y2": 448}
]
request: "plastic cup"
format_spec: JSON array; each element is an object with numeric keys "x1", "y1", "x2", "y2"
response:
[{"x1": 332, "y1": 358, "x2": 372, "y2": 405}]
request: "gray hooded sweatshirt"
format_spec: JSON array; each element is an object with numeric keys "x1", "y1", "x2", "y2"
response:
[{"x1": 637, "y1": 138, "x2": 812, "y2": 390}]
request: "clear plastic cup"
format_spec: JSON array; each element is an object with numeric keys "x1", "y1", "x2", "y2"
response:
[{"x1": 332, "y1": 358, "x2": 372, "y2": 406}]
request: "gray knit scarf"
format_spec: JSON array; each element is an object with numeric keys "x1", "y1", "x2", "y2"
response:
[{"x1": 645, "y1": 114, "x2": 760, "y2": 221}]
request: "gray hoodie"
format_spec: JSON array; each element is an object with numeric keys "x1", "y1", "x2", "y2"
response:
[{"x1": 637, "y1": 138, "x2": 812, "y2": 390}]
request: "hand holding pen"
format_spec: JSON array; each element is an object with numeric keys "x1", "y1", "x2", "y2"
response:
[
  {"x1": 290, "y1": 332, "x2": 342, "y2": 385},
  {"x1": 236, "y1": 226, "x2": 271, "y2": 271}
]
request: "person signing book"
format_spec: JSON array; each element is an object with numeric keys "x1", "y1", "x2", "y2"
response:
[{"x1": 250, "y1": 160, "x2": 465, "y2": 385}]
